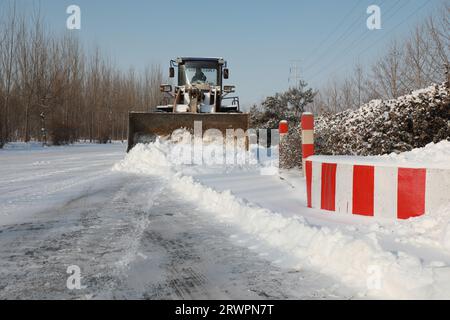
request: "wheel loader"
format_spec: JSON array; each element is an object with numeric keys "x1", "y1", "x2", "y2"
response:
[{"x1": 127, "y1": 57, "x2": 249, "y2": 152}]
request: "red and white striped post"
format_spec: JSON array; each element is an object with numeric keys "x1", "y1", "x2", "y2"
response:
[
  {"x1": 279, "y1": 120, "x2": 288, "y2": 141},
  {"x1": 279, "y1": 120, "x2": 288, "y2": 166},
  {"x1": 301, "y1": 113, "x2": 314, "y2": 175}
]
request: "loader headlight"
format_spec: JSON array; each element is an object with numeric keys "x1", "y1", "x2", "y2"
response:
[
  {"x1": 223, "y1": 85, "x2": 235, "y2": 93},
  {"x1": 160, "y1": 84, "x2": 172, "y2": 93}
]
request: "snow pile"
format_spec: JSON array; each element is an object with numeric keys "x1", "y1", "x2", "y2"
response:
[
  {"x1": 114, "y1": 141, "x2": 450, "y2": 299},
  {"x1": 113, "y1": 141, "x2": 173, "y2": 176},
  {"x1": 374, "y1": 204, "x2": 450, "y2": 251},
  {"x1": 115, "y1": 133, "x2": 274, "y2": 173},
  {"x1": 379, "y1": 140, "x2": 450, "y2": 169},
  {"x1": 309, "y1": 139, "x2": 450, "y2": 169},
  {"x1": 315, "y1": 83, "x2": 449, "y2": 156}
]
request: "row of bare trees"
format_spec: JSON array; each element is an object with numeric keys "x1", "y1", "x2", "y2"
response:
[
  {"x1": 0, "y1": 4, "x2": 163, "y2": 147},
  {"x1": 311, "y1": 3, "x2": 449, "y2": 114}
]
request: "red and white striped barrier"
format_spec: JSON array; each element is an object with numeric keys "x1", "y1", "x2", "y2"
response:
[
  {"x1": 305, "y1": 156, "x2": 450, "y2": 220},
  {"x1": 279, "y1": 120, "x2": 288, "y2": 139},
  {"x1": 279, "y1": 120, "x2": 288, "y2": 167},
  {"x1": 301, "y1": 113, "x2": 314, "y2": 174}
]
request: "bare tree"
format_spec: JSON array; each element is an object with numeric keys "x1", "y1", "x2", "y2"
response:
[
  {"x1": 341, "y1": 78, "x2": 354, "y2": 110},
  {"x1": 315, "y1": 2, "x2": 449, "y2": 114},
  {"x1": 404, "y1": 25, "x2": 428, "y2": 89},
  {"x1": 0, "y1": 2, "x2": 17, "y2": 146},
  {"x1": 0, "y1": 3, "x2": 164, "y2": 146},
  {"x1": 353, "y1": 63, "x2": 365, "y2": 108},
  {"x1": 372, "y1": 40, "x2": 406, "y2": 99}
]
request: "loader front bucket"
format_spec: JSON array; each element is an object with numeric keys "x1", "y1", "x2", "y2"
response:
[{"x1": 127, "y1": 112, "x2": 249, "y2": 152}]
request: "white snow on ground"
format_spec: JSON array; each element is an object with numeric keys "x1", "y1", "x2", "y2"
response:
[
  {"x1": 0, "y1": 143, "x2": 127, "y2": 226},
  {"x1": 114, "y1": 140, "x2": 450, "y2": 299},
  {"x1": 2, "y1": 140, "x2": 449, "y2": 299},
  {"x1": 2, "y1": 140, "x2": 126, "y2": 150},
  {"x1": 0, "y1": 143, "x2": 353, "y2": 299},
  {"x1": 3, "y1": 141, "x2": 44, "y2": 150},
  {"x1": 373, "y1": 204, "x2": 450, "y2": 251}
]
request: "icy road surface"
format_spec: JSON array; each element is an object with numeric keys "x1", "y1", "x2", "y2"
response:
[{"x1": 0, "y1": 144, "x2": 352, "y2": 300}]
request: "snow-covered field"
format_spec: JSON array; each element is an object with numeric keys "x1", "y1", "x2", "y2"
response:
[{"x1": 1, "y1": 140, "x2": 449, "y2": 299}]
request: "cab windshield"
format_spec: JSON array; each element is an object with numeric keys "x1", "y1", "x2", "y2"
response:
[{"x1": 179, "y1": 61, "x2": 219, "y2": 86}]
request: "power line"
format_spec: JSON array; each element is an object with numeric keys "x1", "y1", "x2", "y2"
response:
[
  {"x1": 303, "y1": 0, "x2": 393, "y2": 73},
  {"x1": 306, "y1": 0, "x2": 426, "y2": 84},
  {"x1": 301, "y1": 0, "x2": 361, "y2": 66}
]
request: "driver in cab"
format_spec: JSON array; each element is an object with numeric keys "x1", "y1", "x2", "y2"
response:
[{"x1": 191, "y1": 68, "x2": 207, "y2": 83}]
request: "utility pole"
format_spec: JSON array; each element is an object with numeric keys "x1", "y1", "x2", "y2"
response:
[{"x1": 289, "y1": 60, "x2": 302, "y2": 88}]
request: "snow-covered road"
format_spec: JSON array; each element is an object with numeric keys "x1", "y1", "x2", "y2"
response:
[{"x1": 0, "y1": 144, "x2": 351, "y2": 299}]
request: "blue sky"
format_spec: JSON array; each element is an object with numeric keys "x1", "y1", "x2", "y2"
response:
[{"x1": 7, "y1": 0, "x2": 446, "y2": 106}]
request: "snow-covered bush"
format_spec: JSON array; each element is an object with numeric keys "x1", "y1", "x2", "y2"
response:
[
  {"x1": 250, "y1": 84, "x2": 316, "y2": 169},
  {"x1": 280, "y1": 124, "x2": 302, "y2": 169},
  {"x1": 315, "y1": 83, "x2": 449, "y2": 156},
  {"x1": 277, "y1": 83, "x2": 449, "y2": 168},
  {"x1": 250, "y1": 83, "x2": 316, "y2": 130}
]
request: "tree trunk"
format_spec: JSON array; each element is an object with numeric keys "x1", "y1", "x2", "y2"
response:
[{"x1": 25, "y1": 101, "x2": 30, "y2": 142}]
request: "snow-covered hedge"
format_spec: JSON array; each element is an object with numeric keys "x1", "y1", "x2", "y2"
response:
[
  {"x1": 280, "y1": 126, "x2": 303, "y2": 169},
  {"x1": 280, "y1": 83, "x2": 449, "y2": 168},
  {"x1": 315, "y1": 83, "x2": 450, "y2": 156}
]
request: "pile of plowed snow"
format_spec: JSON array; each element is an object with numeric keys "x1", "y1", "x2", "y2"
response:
[
  {"x1": 114, "y1": 140, "x2": 450, "y2": 299},
  {"x1": 374, "y1": 204, "x2": 450, "y2": 251},
  {"x1": 379, "y1": 140, "x2": 450, "y2": 168},
  {"x1": 311, "y1": 140, "x2": 450, "y2": 169}
]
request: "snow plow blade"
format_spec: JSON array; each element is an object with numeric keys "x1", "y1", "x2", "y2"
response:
[{"x1": 127, "y1": 112, "x2": 249, "y2": 152}]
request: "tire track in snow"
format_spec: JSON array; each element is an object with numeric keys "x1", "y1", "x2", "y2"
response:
[
  {"x1": 0, "y1": 168, "x2": 116, "y2": 219},
  {"x1": 113, "y1": 185, "x2": 352, "y2": 300},
  {"x1": 0, "y1": 160, "x2": 116, "y2": 185},
  {"x1": 0, "y1": 175, "x2": 166, "y2": 299}
]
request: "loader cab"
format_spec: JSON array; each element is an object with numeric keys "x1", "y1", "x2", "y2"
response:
[
  {"x1": 162, "y1": 57, "x2": 239, "y2": 113},
  {"x1": 172, "y1": 57, "x2": 225, "y2": 89}
]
